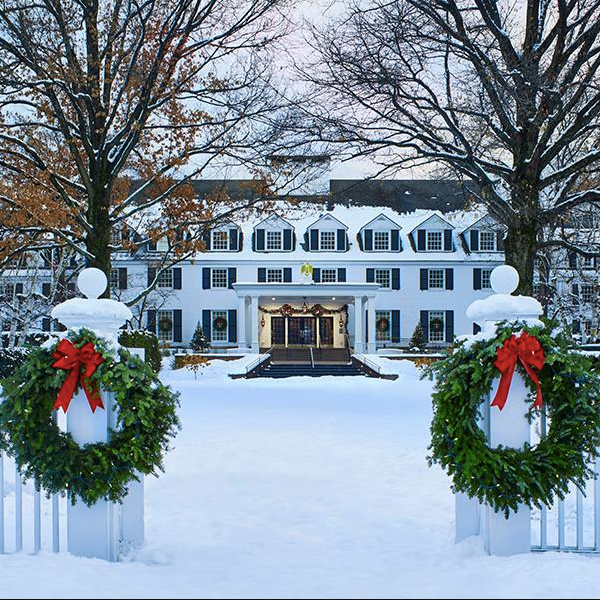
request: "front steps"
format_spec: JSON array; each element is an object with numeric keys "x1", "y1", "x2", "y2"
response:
[{"x1": 256, "y1": 362, "x2": 364, "y2": 378}]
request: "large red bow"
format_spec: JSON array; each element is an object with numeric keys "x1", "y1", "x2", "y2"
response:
[
  {"x1": 491, "y1": 332, "x2": 545, "y2": 411},
  {"x1": 52, "y1": 339, "x2": 104, "y2": 413}
]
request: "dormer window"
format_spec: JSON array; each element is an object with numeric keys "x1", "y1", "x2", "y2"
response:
[
  {"x1": 156, "y1": 236, "x2": 169, "y2": 252},
  {"x1": 266, "y1": 230, "x2": 282, "y2": 250},
  {"x1": 212, "y1": 231, "x2": 229, "y2": 250},
  {"x1": 319, "y1": 231, "x2": 336, "y2": 251},
  {"x1": 479, "y1": 231, "x2": 496, "y2": 251},
  {"x1": 426, "y1": 231, "x2": 443, "y2": 251},
  {"x1": 374, "y1": 231, "x2": 390, "y2": 251}
]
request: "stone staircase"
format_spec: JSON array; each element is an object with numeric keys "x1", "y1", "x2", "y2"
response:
[{"x1": 256, "y1": 362, "x2": 364, "y2": 378}]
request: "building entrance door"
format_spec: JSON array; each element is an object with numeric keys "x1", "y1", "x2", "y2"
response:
[
  {"x1": 319, "y1": 317, "x2": 334, "y2": 346},
  {"x1": 271, "y1": 317, "x2": 285, "y2": 346},
  {"x1": 288, "y1": 317, "x2": 316, "y2": 346}
]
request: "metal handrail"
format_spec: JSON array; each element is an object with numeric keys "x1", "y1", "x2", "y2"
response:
[
  {"x1": 351, "y1": 352, "x2": 382, "y2": 374},
  {"x1": 309, "y1": 347, "x2": 315, "y2": 369},
  {"x1": 245, "y1": 346, "x2": 273, "y2": 374}
]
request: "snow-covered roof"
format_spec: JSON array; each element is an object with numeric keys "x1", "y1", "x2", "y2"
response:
[
  {"x1": 408, "y1": 213, "x2": 454, "y2": 233},
  {"x1": 360, "y1": 213, "x2": 402, "y2": 231},
  {"x1": 305, "y1": 212, "x2": 349, "y2": 230}
]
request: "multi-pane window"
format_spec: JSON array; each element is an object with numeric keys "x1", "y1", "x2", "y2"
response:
[
  {"x1": 429, "y1": 311, "x2": 445, "y2": 343},
  {"x1": 585, "y1": 320, "x2": 594, "y2": 337},
  {"x1": 482, "y1": 268, "x2": 492, "y2": 289},
  {"x1": 320, "y1": 231, "x2": 336, "y2": 251},
  {"x1": 374, "y1": 231, "x2": 390, "y2": 251},
  {"x1": 266, "y1": 268, "x2": 283, "y2": 283},
  {"x1": 428, "y1": 269, "x2": 445, "y2": 289},
  {"x1": 211, "y1": 268, "x2": 228, "y2": 288},
  {"x1": 212, "y1": 231, "x2": 229, "y2": 250},
  {"x1": 211, "y1": 310, "x2": 228, "y2": 342},
  {"x1": 157, "y1": 310, "x2": 173, "y2": 342},
  {"x1": 157, "y1": 268, "x2": 173, "y2": 288},
  {"x1": 156, "y1": 236, "x2": 169, "y2": 252},
  {"x1": 109, "y1": 269, "x2": 119, "y2": 290},
  {"x1": 426, "y1": 231, "x2": 443, "y2": 251},
  {"x1": 321, "y1": 268, "x2": 337, "y2": 283},
  {"x1": 374, "y1": 269, "x2": 391, "y2": 288},
  {"x1": 266, "y1": 230, "x2": 282, "y2": 250},
  {"x1": 582, "y1": 256, "x2": 595, "y2": 269},
  {"x1": 375, "y1": 310, "x2": 392, "y2": 342},
  {"x1": 582, "y1": 284, "x2": 594, "y2": 303},
  {"x1": 479, "y1": 231, "x2": 496, "y2": 251}
]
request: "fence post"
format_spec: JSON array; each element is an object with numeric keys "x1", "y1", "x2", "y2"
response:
[
  {"x1": 464, "y1": 265, "x2": 543, "y2": 555},
  {"x1": 51, "y1": 268, "x2": 134, "y2": 561}
]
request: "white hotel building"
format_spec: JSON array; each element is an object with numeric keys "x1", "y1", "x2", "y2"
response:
[{"x1": 112, "y1": 200, "x2": 505, "y2": 354}]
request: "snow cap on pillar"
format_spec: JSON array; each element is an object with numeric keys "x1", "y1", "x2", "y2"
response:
[
  {"x1": 466, "y1": 265, "x2": 543, "y2": 327},
  {"x1": 51, "y1": 267, "x2": 133, "y2": 343}
]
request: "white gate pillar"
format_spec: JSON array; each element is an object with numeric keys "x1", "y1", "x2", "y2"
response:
[{"x1": 354, "y1": 296, "x2": 364, "y2": 353}]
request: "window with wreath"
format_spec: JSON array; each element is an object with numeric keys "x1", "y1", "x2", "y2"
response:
[
  {"x1": 157, "y1": 269, "x2": 173, "y2": 288},
  {"x1": 267, "y1": 268, "x2": 283, "y2": 283},
  {"x1": 428, "y1": 311, "x2": 445, "y2": 343},
  {"x1": 321, "y1": 268, "x2": 337, "y2": 283},
  {"x1": 212, "y1": 231, "x2": 229, "y2": 250},
  {"x1": 376, "y1": 310, "x2": 391, "y2": 342},
  {"x1": 426, "y1": 231, "x2": 443, "y2": 251},
  {"x1": 266, "y1": 231, "x2": 282, "y2": 250},
  {"x1": 481, "y1": 268, "x2": 493, "y2": 289},
  {"x1": 374, "y1": 231, "x2": 390, "y2": 251},
  {"x1": 428, "y1": 269, "x2": 445, "y2": 289},
  {"x1": 157, "y1": 310, "x2": 173, "y2": 342},
  {"x1": 211, "y1": 268, "x2": 228, "y2": 288},
  {"x1": 374, "y1": 269, "x2": 391, "y2": 288},
  {"x1": 319, "y1": 231, "x2": 336, "y2": 251},
  {"x1": 479, "y1": 231, "x2": 496, "y2": 251},
  {"x1": 211, "y1": 310, "x2": 228, "y2": 342}
]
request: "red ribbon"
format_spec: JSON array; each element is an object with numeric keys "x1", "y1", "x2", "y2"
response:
[
  {"x1": 52, "y1": 339, "x2": 105, "y2": 413},
  {"x1": 491, "y1": 332, "x2": 545, "y2": 411}
]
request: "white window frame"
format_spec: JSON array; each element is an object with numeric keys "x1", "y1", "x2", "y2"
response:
[
  {"x1": 482, "y1": 268, "x2": 492, "y2": 289},
  {"x1": 428, "y1": 269, "x2": 445, "y2": 289},
  {"x1": 157, "y1": 310, "x2": 173, "y2": 342},
  {"x1": 582, "y1": 256, "x2": 595, "y2": 270},
  {"x1": 426, "y1": 230, "x2": 443, "y2": 251},
  {"x1": 375, "y1": 310, "x2": 392, "y2": 342},
  {"x1": 211, "y1": 268, "x2": 228, "y2": 288},
  {"x1": 319, "y1": 230, "x2": 336, "y2": 251},
  {"x1": 582, "y1": 284, "x2": 594, "y2": 303},
  {"x1": 109, "y1": 268, "x2": 119, "y2": 290},
  {"x1": 266, "y1": 230, "x2": 282, "y2": 251},
  {"x1": 211, "y1": 310, "x2": 228, "y2": 342},
  {"x1": 374, "y1": 231, "x2": 390, "y2": 251},
  {"x1": 321, "y1": 268, "x2": 337, "y2": 283},
  {"x1": 156, "y1": 236, "x2": 169, "y2": 252},
  {"x1": 212, "y1": 230, "x2": 229, "y2": 251},
  {"x1": 157, "y1": 269, "x2": 173, "y2": 288},
  {"x1": 429, "y1": 311, "x2": 445, "y2": 343},
  {"x1": 479, "y1": 231, "x2": 496, "y2": 252},
  {"x1": 374, "y1": 268, "x2": 391, "y2": 288},
  {"x1": 266, "y1": 268, "x2": 283, "y2": 283}
]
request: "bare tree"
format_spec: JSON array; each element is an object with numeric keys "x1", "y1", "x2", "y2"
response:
[
  {"x1": 302, "y1": 0, "x2": 600, "y2": 293},
  {"x1": 0, "y1": 0, "x2": 306, "y2": 295}
]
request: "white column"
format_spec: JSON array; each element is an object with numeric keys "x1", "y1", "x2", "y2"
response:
[
  {"x1": 482, "y1": 373, "x2": 531, "y2": 555},
  {"x1": 237, "y1": 296, "x2": 247, "y2": 349},
  {"x1": 250, "y1": 296, "x2": 260, "y2": 353},
  {"x1": 367, "y1": 298, "x2": 376, "y2": 354},
  {"x1": 354, "y1": 296, "x2": 364, "y2": 353}
]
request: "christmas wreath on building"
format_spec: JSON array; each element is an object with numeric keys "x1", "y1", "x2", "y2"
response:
[
  {"x1": 0, "y1": 328, "x2": 180, "y2": 506},
  {"x1": 376, "y1": 317, "x2": 390, "y2": 332},
  {"x1": 426, "y1": 321, "x2": 600, "y2": 516},
  {"x1": 213, "y1": 316, "x2": 227, "y2": 331}
]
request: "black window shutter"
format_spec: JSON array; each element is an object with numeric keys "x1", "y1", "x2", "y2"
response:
[
  {"x1": 283, "y1": 268, "x2": 292, "y2": 283},
  {"x1": 496, "y1": 231, "x2": 504, "y2": 251},
  {"x1": 258, "y1": 268, "x2": 266, "y2": 282},
  {"x1": 392, "y1": 268, "x2": 400, "y2": 290},
  {"x1": 445, "y1": 268, "x2": 454, "y2": 290},
  {"x1": 364, "y1": 229, "x2": 373, "y2": 251},
  {"x1": 119, "y1": 267, "x2": 128, "y2": 289},
  {"x1": 312, "y1": 268, "x2": 321, "y2": 283},
  {"x1": 310, "y1": 229, "x2": 319, "y2": 251},
  {"x1": 256, "y1": 228, "x2": 265, "y2": 251},
  {"x1": 391, "y1": 310, "x2": 400, "y2": 342},
  {"x1": 420, "y1": 269, "x2": 429, "y2": 290},
  {"x1": 149, "y1": 239, "x2": 157, "y2": 251},
  {"x1": 229, "y1": 229, "x2": 238, "y2": 251},
  {"x1": 572, "y1": 319, "x2": 581, "y2": 334},
  {"x1": 228, "y1": 309, "x2": 237, "y2": 343},
  {"x1": 473, "y1": 268, "x2": 482, "y2": 290},
  {"x1": 473, "y1": 323, "x2": 482, "y2": 334},
  {"x1": 470, "y1": 230, "x2": 479, "y2": 252},
  {"x1": 337, "y1": 268, "x2": 346, "y2": 282},
  {"x1": 572, "y1": 283, "x2": 579, "y2": 303},
  {"x1": 444, "y1": 229, "x2": 453, "y2": 251},
  {"x1": 391, "y1": 229, "x2": 400, "y2": 251},
  {"x1": 173, "y1": 267, "x2": 182, "y2": 290},
  {"x1": 42, "y1": 282, "x2": 51, "y2": 296},
  {"x1": 417, "y1": 229, "x2": 426, "y2": 251},
  {"x1": 42, "y1": 317, "x2": 51, "y2": 332},
  {"x1": 568, "y1": 251, "x2": 577, "y2": 269},
  {"x1": 202, "y1": 310, "x2": 212, "y2": 342},
  {"x1": 238, "y1": 232, "x2": 244, "y2": 251},
  {"x1": 202, "y1": 267, "x2": 211, "y2": 289},
  {"x1": 283, "y1": 229, "x2": 292, "y2": 251},
  {"x1": 202, "y1": 232, "x2": 211, "y2": 251},
  {"x1": 445, "y1": 311, "x2": 454, "y2": 343},
  {"x1": 147, "y1": 267, "x2": 156, "y2": 287},
  {"x1": 420, "y1": 311, "x2": 429, "y2": 342},
  {"x1": 147, "y1": 310, "x2": 156, "y2": 334},
  {"x1": 173, "y1": 310, "x2": 182, "y2": 342},
  {"x1": 337, "y1": 229, "x2": 346, "y2": 251},
  {"x1": 16, "y1": 283, "x2": 23, "y2": 294},
  {"x1": 366, "y1": 268, "x2": 375, "y2": 283},
  {"x1": 228, "y1": 267, "x2": 237, "y2": 289}
]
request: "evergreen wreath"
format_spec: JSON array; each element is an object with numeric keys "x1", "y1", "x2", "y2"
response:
[
  {"x1": 376, "y1": 317, "x2": 390, "y2": 332},
  {"x1": 213, "y1": 316, "x2": 227, "y2": 331},
  {"x1": 426, "y1": 320, "x2": 600, "y2": 516},
  {"x1": 0, "y1": 328, "x2": 180, "y2": 506}
]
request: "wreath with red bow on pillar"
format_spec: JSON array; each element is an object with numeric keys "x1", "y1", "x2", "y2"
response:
[
  {"x1": 426, "y1": 321, "x2": 600, "y2": 516},
  {"x1": 0, "y1": 328, "x2": 180, "y2": 506}
]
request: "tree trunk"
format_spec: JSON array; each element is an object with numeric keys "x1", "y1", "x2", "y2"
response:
[
  {"x1": 85, "y1": 187, "x2": 112, "y2": 298},
  {"x1": 503, "y1": 218, "x2": 538, "y2": 297}
]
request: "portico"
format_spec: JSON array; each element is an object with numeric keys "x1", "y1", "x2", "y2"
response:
[{"x1": 233, "y1": 282, "x2": 380, "y2": 354}]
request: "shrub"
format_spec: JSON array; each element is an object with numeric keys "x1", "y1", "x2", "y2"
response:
[
  {"x1": 119, "y1": 329, "x2": 162, "y2": 373},
  {"x1": 0, "y1": 347, "x2": 30, "y2": 380},
  {"x1": 178, "y1": 354, "x2": 210, "y2": 379}
]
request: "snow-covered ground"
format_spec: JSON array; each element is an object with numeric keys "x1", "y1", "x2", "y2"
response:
[{"x1": 1, "y1": 359, "x2": 600, "y2": 599}]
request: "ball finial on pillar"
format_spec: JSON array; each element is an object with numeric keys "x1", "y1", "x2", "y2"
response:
[
  {"x1": 77, "y1": 268, "x2": 108, "y2": 299},
  {"x1": 490, "y1": 265, "x2": 519, "y2": 295}
]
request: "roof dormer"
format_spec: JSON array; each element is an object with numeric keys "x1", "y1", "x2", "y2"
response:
[
  {"x1": 461, "y1": 215, "x2": 505, "y2": 253},
  {"x1": 359, "y1": 213, "x2": 402, "y2": 252},
  {"x1": 305, "y1": 214, "x2": 348, "y2": 252},
  {"x1": 203, "y1": 221, "x2": 242, "y2": 252},
  {"x1": 409, "y1": 214, "x2": 455, "y2": 252},
  {"x1": 253, "y1": 215, "x2": 295, "y2": 252}
]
